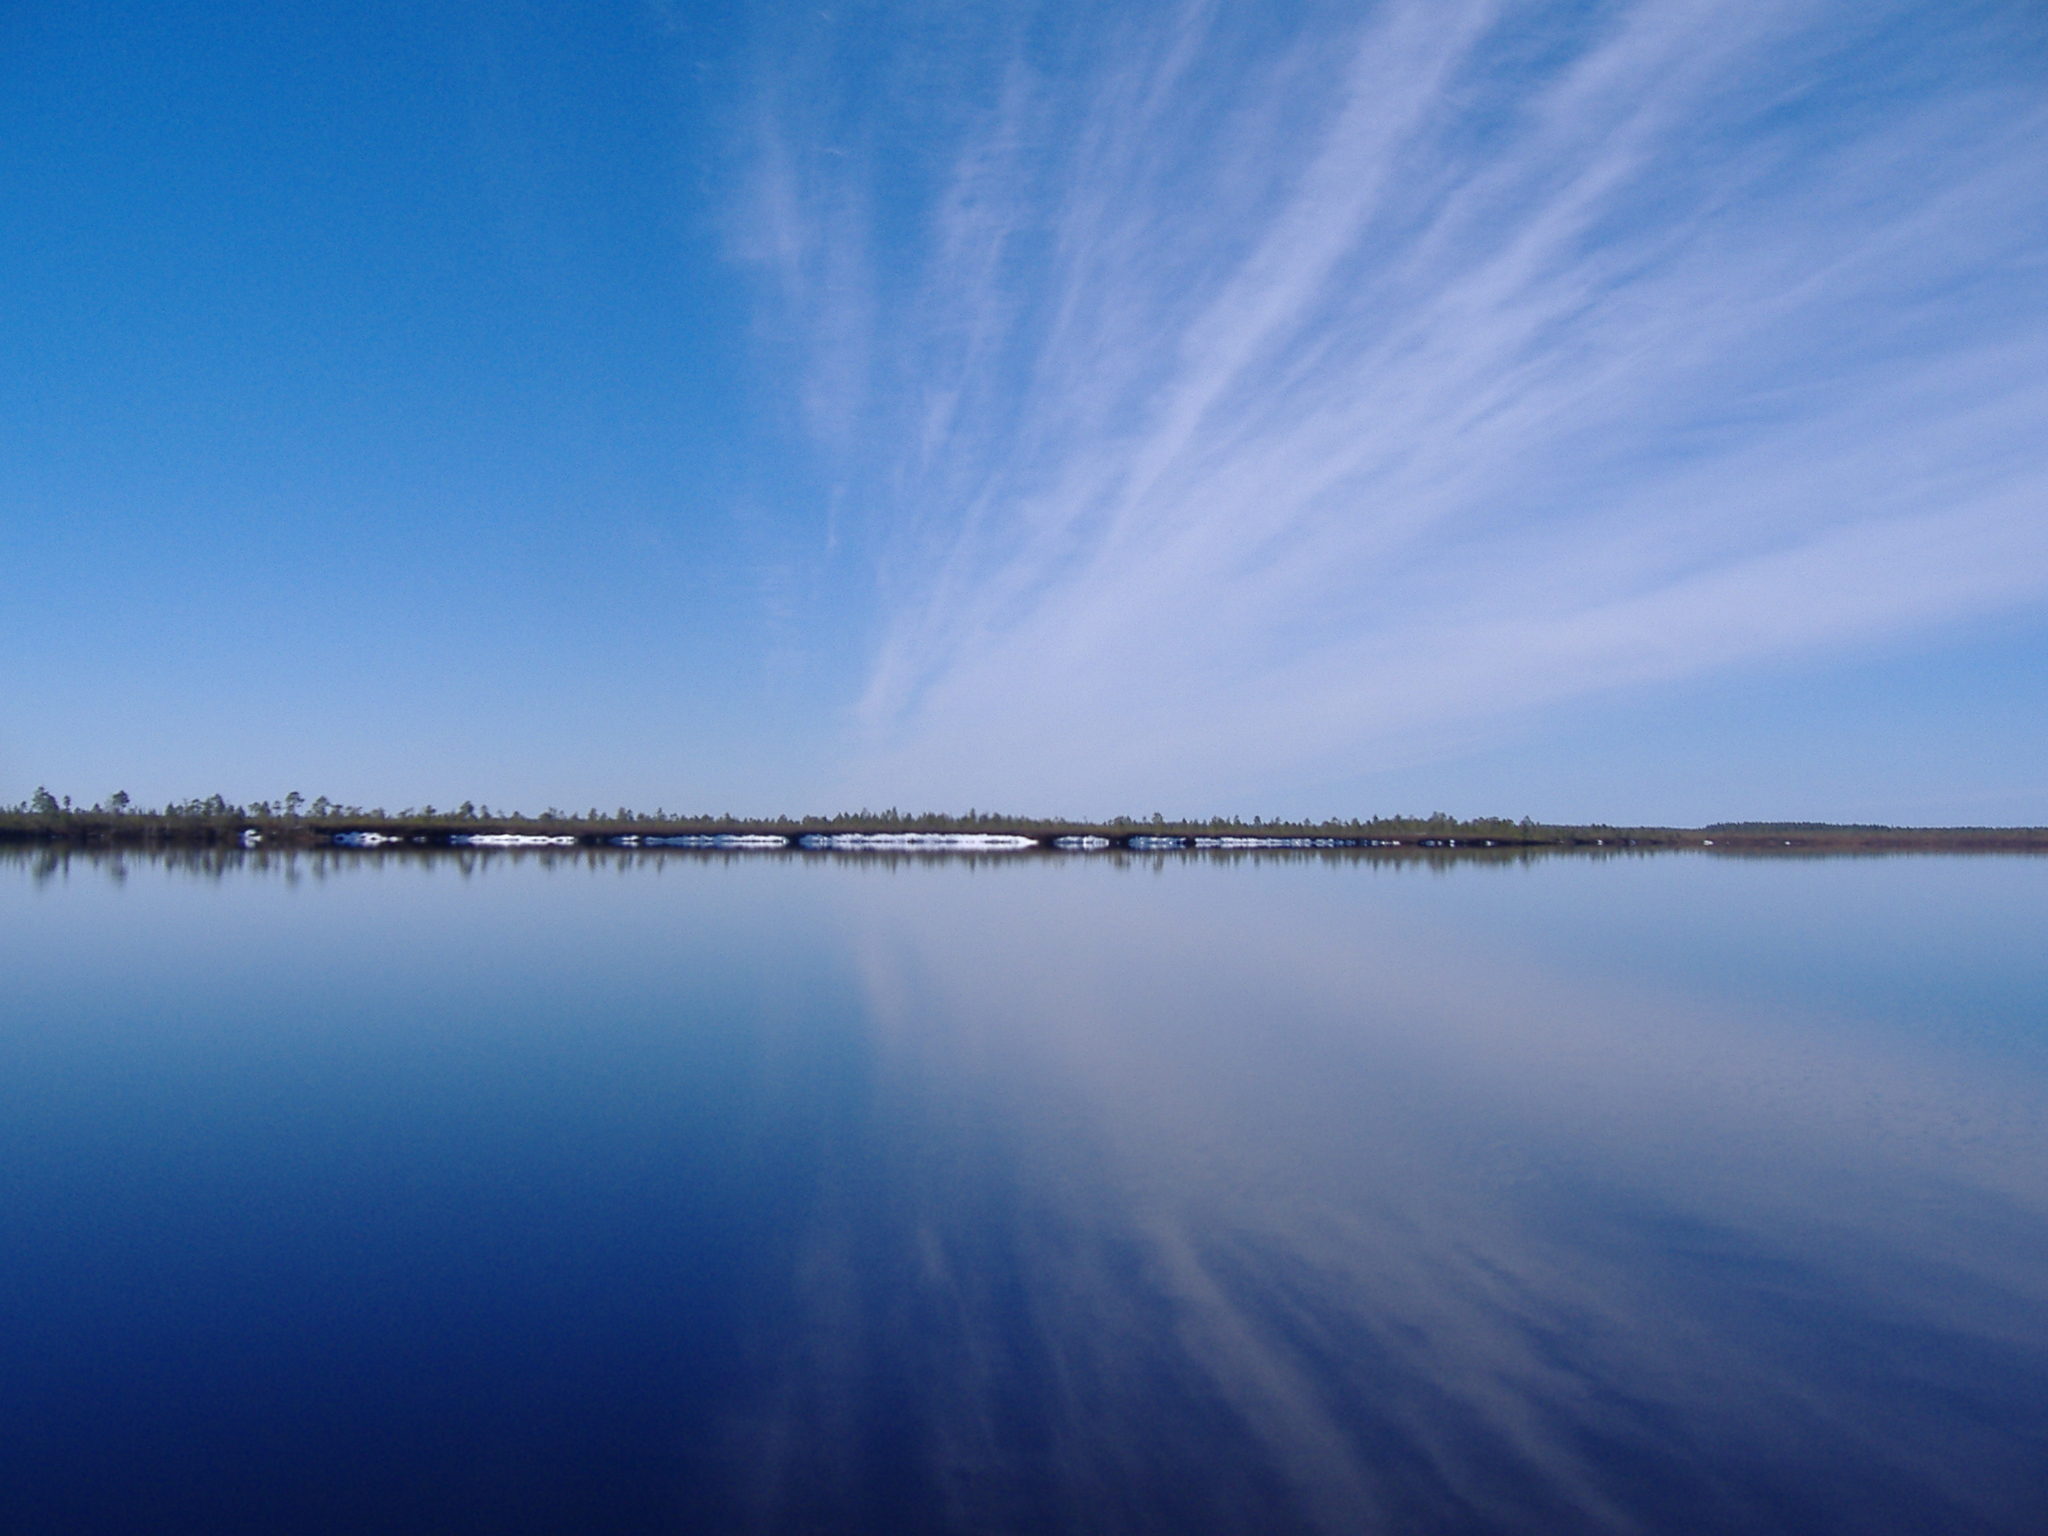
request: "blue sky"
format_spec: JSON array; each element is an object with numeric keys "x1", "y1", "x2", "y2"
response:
[{"x1": 5, "y1": 1, "x2": 2045, "y2": 823}]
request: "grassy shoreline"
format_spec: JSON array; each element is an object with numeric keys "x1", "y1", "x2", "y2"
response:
[{"x1": 5, "y1": 806, "x2": 2045, "y2": 854}]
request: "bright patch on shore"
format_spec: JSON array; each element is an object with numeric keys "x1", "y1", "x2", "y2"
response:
[{"x1": 800, "y1": 833, "x2": 1037, "y2": 851}]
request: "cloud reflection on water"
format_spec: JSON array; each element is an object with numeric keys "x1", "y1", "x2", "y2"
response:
[
  {"x1": 725, "y1": 857, "x2": 2048, "y2": 1533},
  {"x1": 5, "y1": 846, "x2": 2042, "y2": 1532}
]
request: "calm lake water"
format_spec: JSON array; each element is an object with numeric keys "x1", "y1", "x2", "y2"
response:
[{"x1": 3, "y1": 846, "x2": 2045, "y2": 1534}]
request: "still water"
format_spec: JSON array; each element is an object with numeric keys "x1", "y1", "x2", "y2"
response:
[{"x1": 3, "y1": 846, "x2": 2045, "y2": 1533}]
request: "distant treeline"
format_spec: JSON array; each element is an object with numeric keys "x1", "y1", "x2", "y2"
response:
[{"x1": 4, "y1": 788, "x2": 2046, "y2": 852}]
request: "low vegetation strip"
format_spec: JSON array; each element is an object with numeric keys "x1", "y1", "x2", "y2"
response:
[{"x1": 4, "y1": 790, "x2": 2046, "y2": 853}]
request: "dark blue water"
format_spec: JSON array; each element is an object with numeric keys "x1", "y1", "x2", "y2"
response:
[{"x1": 3, "y1": 846, "x2": 2045, "y2": 1533}]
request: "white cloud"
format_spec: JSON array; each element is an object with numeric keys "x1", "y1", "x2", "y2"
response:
[{"x1": 738, "y1": 0, "x2": 2048, "y2": 809}]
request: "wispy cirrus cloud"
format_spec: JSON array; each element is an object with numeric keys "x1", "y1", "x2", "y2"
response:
[{"x1": 737, "y1": 0, "x2": 2048, "y2": 809}]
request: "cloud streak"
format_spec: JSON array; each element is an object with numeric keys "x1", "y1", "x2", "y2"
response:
[{"x1": 740, "y1": 0, "x2": 2048, "y2": 809}]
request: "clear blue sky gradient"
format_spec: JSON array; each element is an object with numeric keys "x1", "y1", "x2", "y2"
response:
[{"x1": 5, "y1": 1, "x2": 2045, "y2": 823}]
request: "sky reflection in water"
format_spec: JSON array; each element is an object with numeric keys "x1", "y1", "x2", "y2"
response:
[{"x1": 2, "y1": 848, "x2": 2044, "y2": 1533}]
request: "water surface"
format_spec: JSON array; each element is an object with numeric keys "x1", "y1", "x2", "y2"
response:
[{"x1": 3, "y1": 846, "x2": 2045, "y2": 1533}]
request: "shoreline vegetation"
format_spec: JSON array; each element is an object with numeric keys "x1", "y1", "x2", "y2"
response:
[{"x1": 4, "y1": 790, "x2": 2046, "y2": 855}]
